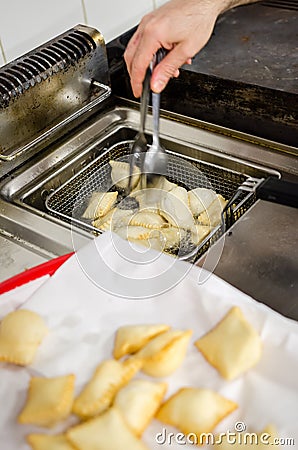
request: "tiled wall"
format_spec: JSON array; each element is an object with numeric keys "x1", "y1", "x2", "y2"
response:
[
  {"x1": 155, "y1": 0, "x2": 168, "y2": 7},
  {"x1": 0, "y1": 38, "x2": 5, "y2": 66},
  {"x1": 0, "y1": 0, "x2": 158, "y2": 66}
]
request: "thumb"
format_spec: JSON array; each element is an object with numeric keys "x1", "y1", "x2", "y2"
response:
[{"x1": 151, "y1": 44, "x2": 191, "y2": 93}]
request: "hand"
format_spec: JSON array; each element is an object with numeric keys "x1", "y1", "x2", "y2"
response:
[{"x1": 124, "y1": 0, "x2": 224, "y2": 97}]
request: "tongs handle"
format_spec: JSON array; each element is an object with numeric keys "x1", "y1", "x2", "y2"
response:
[
  {"x1": 127, "y1": 66, "x2": 151, "y2": 194},
  {"x1": 139, "y1": 66, "x2": 151, "y2": 133}
]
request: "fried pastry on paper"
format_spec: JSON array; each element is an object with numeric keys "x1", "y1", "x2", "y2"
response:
[
  {"x1": 156, "y1": 387, "x2": 238, "y2": 445},
  {"x1": 67, "y1": 407, "x2": 149, "y2": 450},
  {"x1": 18, "y1": 374, "x2": 75, "y2": 427},
  {"x1": 72, "y1": 358, "x2": 142, "y2": 419},
  {"x1": 113, "y1": 324, "x2": 170, "y2": 359},
  {"x1": 27, "y1": 433, "x2": 75, "y2": 450},
  {"x1": 136, "y1": 329, "x2": 192, "y2": 377},
  {"x1": 195, "y1": 306, "x2": 262, "y2": 380},
  {"x1": 0, "y1": 309, "x2": 48, "y2": 366},
  {"x1": 114, "y1": 379, "x2": 167, "y2": 436}
]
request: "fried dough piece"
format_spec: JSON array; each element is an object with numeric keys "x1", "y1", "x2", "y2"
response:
[
  {"x1": 156, "y1": 387, "x2": 237, "y2": 445},
  {"x1": 197, "y1": 194, "x2": 227, "y2": 227},
  {"x1": 129, "y1": 211, "x2": 167, "y2": 229},
  {"x1": 18, "y1": 374, "x2": 75, "y2": 427},
  {"x1": 188, "y1": 188, "x2": 218, "y2": 217},
  {"x1": 191, "y1": 224, "x2": 211, "y2": 245},
  {"x1": 72, "y1": 358, "x2": 142, "y2": 419},
  {"x1": 0, "y1": 309, "x2": 48, "y2": 366},
  {"x1": 27, "y1": 434, "x2": 75, "y2": 450},
  {"x1": 114, "y1": 379, "x2": 167, "y2": 436},
  {"x1": 131, "y1": 191, "x2": 160, "y2": 213},
  {"x1": 159, "y1": 186, "x2": 195, "y2": 229},
  {"x1": 110, "y1": 160, "x2": 141, "y2": 190},
  {"x1": 67, "y1": 407, "x2": 149, "y2": 450},
  {"x1": 147, "y1": 176, "x2": 177, "y2": 192},
  {"x1": 92, "y1": 207, "x2": 134, "y2": 231},
  {"x1": 195, "y1": 306, "x2": 262, "y2": 380},
  {"x1": 136, "y1": 329, "x2": 192, "y2": 377},
  {"x1": 82, "y1": 192, "x2": 118, "y2": 220},
  {"x1": 113, "y1": 324, "x2": 170, "y2": 359},
  {"x1": 115, "y1": 225, "x2": 152, "y2": 241}
]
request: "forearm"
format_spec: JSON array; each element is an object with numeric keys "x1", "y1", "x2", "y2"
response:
[
  {"x1": 125, "y1": 0, "x2": 262, "y2": 97},
  {"x1": 220, "y1": 0, "x2": 261, "y2": 13}
]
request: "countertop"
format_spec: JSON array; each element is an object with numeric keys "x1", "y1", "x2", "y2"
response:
[
  {"x1": 198, "y1": 200, "x2": 298, "y2": 321},
  {"x1": 0, "y1": 235, "x2": 47, "y2": 283}
]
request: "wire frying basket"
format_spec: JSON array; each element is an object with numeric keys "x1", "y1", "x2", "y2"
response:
[{"x1": 46, "y1": 140, "x2": 257, "y2": 260}]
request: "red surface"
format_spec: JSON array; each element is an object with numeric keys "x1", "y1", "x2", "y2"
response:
[{"x1": 0, "y1": 253, "x2": 73, "y2": 295}]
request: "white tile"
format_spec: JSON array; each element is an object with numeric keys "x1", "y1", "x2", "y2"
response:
[
  {"x1": 0, "y1": 38, "x2": 5, "y2": 68},
  {"x1": 155, "y1": 0, "x2": 168, "y2": 8},
  {"x1": 84, "y1": 0, "x2": 152, "y2": 43},
  {"x1": 0, "y1": 0, "x2": 84, "y2": 63}
]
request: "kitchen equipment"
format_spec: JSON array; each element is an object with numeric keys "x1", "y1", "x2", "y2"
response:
[
  {"x1": 262, "y1": 1, "x2": 298, "y2": 10},
  {"x1": 0, "y1": 24, "x2": 111, "y2": 170},
  {"x1": 45, "y1": 139, "x2": 261, "y2": 260},
  {"x1": 127, "y1": 66, "x2": 151, "y2": 194},
  {"x1": 143, "y1": 49, "x2": 168, "y2": 186},
  {"x1": 222, "y1": 176, "x2": 298, "y2": 227},
  {"x1": 0, "y1": 3, "x2": 297, "y2": 316}
]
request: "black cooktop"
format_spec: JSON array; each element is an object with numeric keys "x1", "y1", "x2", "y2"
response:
[
  {"x1": 188, "y1": 2, "x2": 298, "y2": 94},
  {"x1": 108, "y1": 2, "x2": 298, "y2": 148}
]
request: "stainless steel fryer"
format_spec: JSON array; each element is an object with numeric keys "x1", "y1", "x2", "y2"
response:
[{"x1": 45, "y1": 140, "x2": 257, "y2": 260}]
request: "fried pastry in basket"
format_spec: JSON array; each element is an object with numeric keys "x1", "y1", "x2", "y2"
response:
[
  {"x1": 114, "y1": 379, "x2": 167, "y2": 436},
  {"x1": 129, "y1": 210, "x2": 167, "y2": 229},
  {"x1": 191, "y1": 224, "x2": 212, "y2": 245},
  {"x1": 110, "y1": 160, "x2": 141, "y2": 190},
  {"x1": 197, "y1": 194, "x2": 227, "y2": 227},
  {"x1": 0, "y1": 309, "x2": 48, "y2": 366},
  {"x1": 159, "y1": 186, "x2": 195, "y2": 229},
  {"x1": 72, "y1": 357, "x2": 142, "y2": 419},
  {"x1": 113, "y1": 324, "x2": 170, "y2": 359},
  {"x1": 27, "y1": 433, "x2": 75, "y2": 450},
  {"x1": 136, "y1": 329, "x2": 192, "y2": 377},
  {"x1": 18, "y1": 374, "x2": 75, "y2": 427},
  {"x1": 156, "y1": 387, "x2": 238, "y2": 445},
  {"x1": 67, "y1": 407, "x2": 149, "y2": 450},
  {"x1": 82, "y1": 191, "x2": 118, "y2": 220},
  {"x1": 188, "y1": 187, "x2": 218, "y2": 217},
  {"x1": 195, "y1": 306, "x2": 262, "y2": 380},
  {"x1": 92, "y1": 207, "x2": 134, "y2": 231}
]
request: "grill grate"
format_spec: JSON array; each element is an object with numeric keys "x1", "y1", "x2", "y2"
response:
[
  {"x1": 0, "y1": 24, "x2": 111, "y2": 161},
  {"x1": 46, "y1": 141, "x2": 256, "y2": 260},
  {"x1": 262, "y1": 0, "x2": 298, "y2": 10},
  {"x1": 0, "y1": 29, "x2": 98, "y2": 105}
]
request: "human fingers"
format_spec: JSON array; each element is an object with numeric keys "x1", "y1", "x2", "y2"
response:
[
  {"x1": 124, "y1": 12, "x2": 152, "y2": 76},
  {"x1": 124, "y1": 30, "x2": 141, "y2": 77},
  {"x1": 150, "y1": 44, "x2": 194, "y2": 93},
  {"x1": 124, "y1": 13, "x2": 163, "y2": 97}
]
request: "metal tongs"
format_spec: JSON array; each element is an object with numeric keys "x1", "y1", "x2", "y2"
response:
[
  {"x1": 127, "y1": 48, "x2": 168, "y2": 194},
  {"x1": 127, "y1": 65, "x2": 151, "y2": 194},
  {"x1": 143, "y1": 49, "x2": 168, "y2": 187}
]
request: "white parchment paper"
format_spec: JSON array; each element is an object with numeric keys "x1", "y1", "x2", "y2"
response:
[{"x1": 0, "y1": 232, "x2": 297, "y2": 450}]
